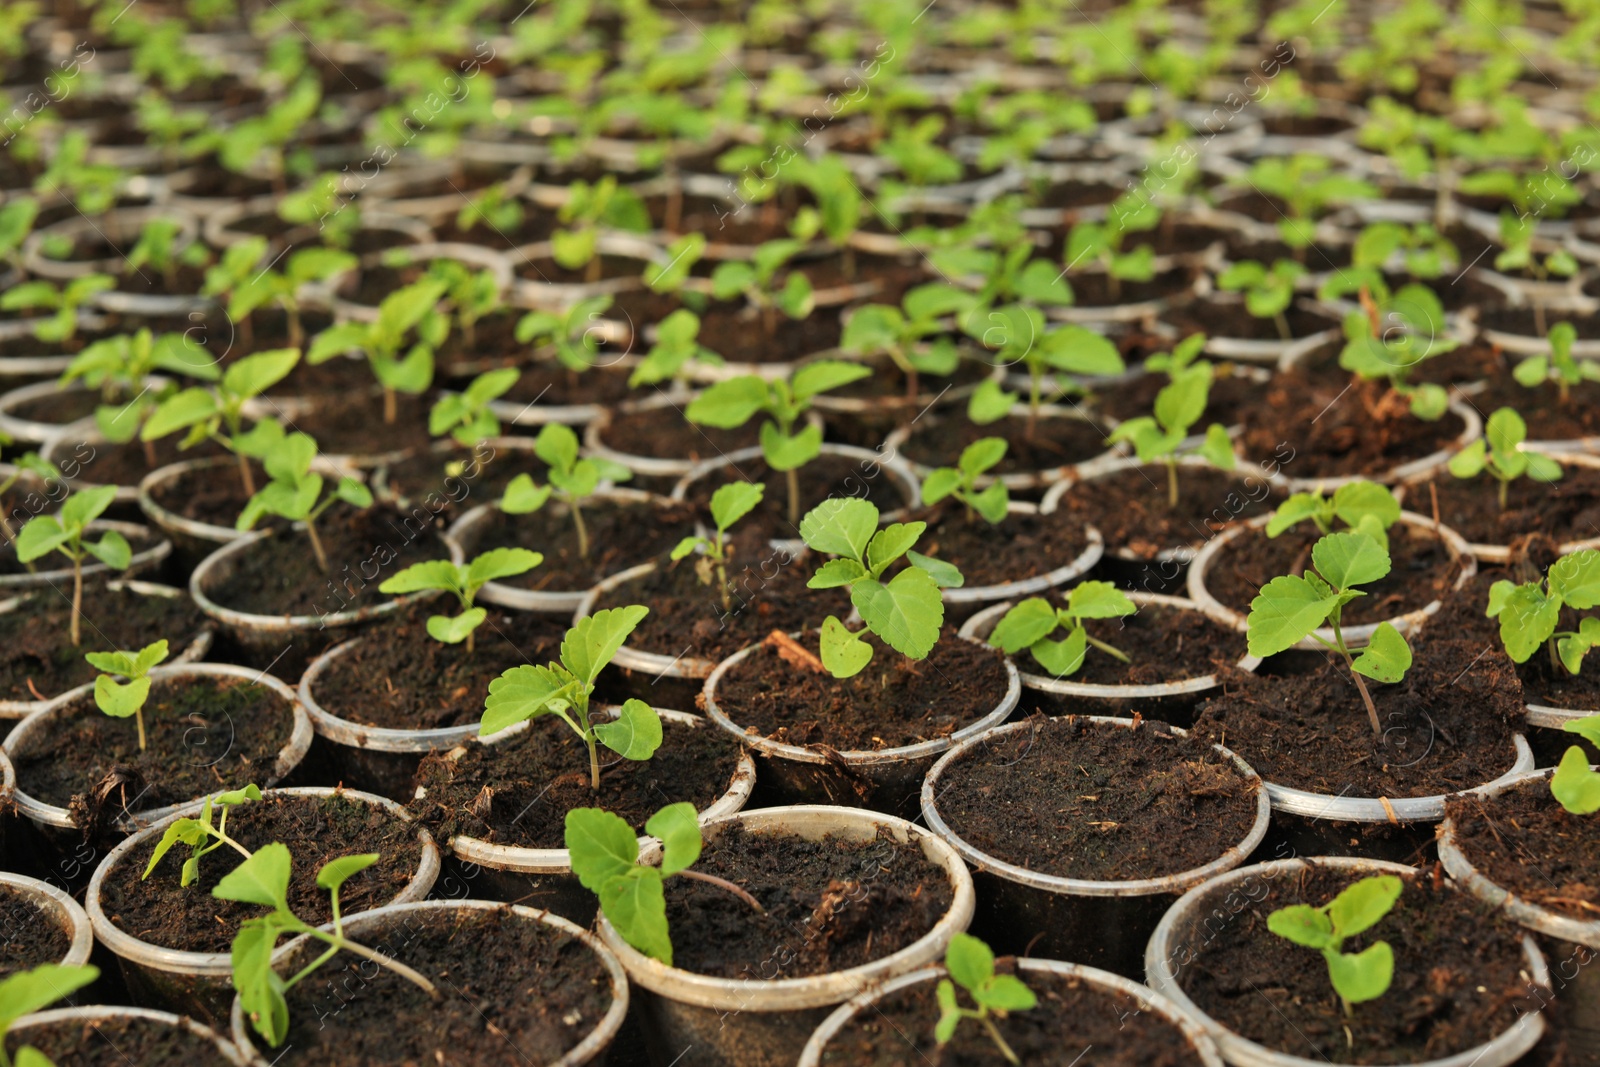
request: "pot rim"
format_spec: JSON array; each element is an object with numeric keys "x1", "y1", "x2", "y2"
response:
[
  {"x1": 1524, "y1": 702, "x2": 1596, "y2": 729},
  {"x1": 0, "y1": 871, "x2": 95, "y2": 968}
]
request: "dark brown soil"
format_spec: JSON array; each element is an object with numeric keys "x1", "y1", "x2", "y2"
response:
[
  {"x1": 1048, "y1": 465, "x2": 1282, "y2": 559},
  {"x1": 374, "y1": 441, "x2": 537, "y2": 512},
  {"x1": 5, "y1": 1013, "x2": 239, "y2": 1065},
  {"x1": 664, "y1": 823, "x2": 953, "y2": 980},
  {"x1": 53, "y1": 434, "x2": 228, "y2": 489},
  {"x1": 1409, "y1": 467, "x2": 1600, "y2": 548},
  {"x1": 1468, "y1": 376, "x2": 1600, "y2": 441},
  {"x1": 933, "y1": 716, "x2": 1260, "y2": 879},
  {"x1": 1015, "y1": 602, "x2": 1247, "y2": 686},
  {"x1": 1445, "y1": 775, "x2": 1600, "y2": 921},
  {"x1": 1236, "y1": 376, "x2": 1465, "y2": 479},
  {"x1": 207, "y1": 505, "x2": 444, "y2": 617},
  {"x1": 682, "y1": 453, "x2": 913, "y2": 544},
  {"x1": 913, "y1": 504, "x2": 1091, "y2": 588},
  {"x1": 596, "y1": 401, "x2": 767, "y2": 463},
  {"x1": 284, "y1": 391, "x2": 435, "y2": 457},
  {"x1": 1068, "y1": 269, "x2": 1194, "y2": 308},
  {"x1": 1095, "y1": 364, "x2": 1273, "y2": 430},
  {"x1": 466, "y1": 497, "x2": 697, "y2": 593},
  {"x1": 0, "y1": 583, "x2": 209, "y2": 704},
  {"x1": 0, "y1": 887, "x2": 72, "y2": 976},
  {"x1": 1164, "y1": 300, "x2": 1340, "y2": 343},
  {"x1": 265, "y1": 906, "x2": 614, "y2": 1066},
  {"x1": 897, "y1": 411, "x2": 1112, "y2": 475},
  {"x1": 826, "y1": 352, "x2": 993, "y2": 404},
  {"x1": 821, "y1": 966, "x2": 1212, "y2": 1066},
  {"x1": 99, "y1": 791, "x2": 425, "y2": 954},
  {"x1": 310, "y1": 605, "x2": 568, "y2": 730},
  {"x1": 12, "y1": 675, "x2": 296, "y2": 822},
  {"x1": 500, "y1": 360, "x2": 636, "y2": 409},
  {"x1": 1178, "y1": 867, "x2": 1535, "y2": 1064},
  {"x1": 697, "y1": 300, "x2": 844, "y2": 364},
  {"x1": 145, "y1": 457, "x2": 261, "y2": 528},
  {"x1": 409, "y1": 712, "x2": 746, "y2": 849},
  {"x1": 1192, "y1": 623, "x2": 1525, "y2": 797},
  {"x1": 1201, "y1": 522, "x2": 1468, "y2": 626},
  {"x1": 709, "y1": 628, "x2": 1009, "y2": 750},
  {"x1": 7, "y1": 389, "x2": 100, "y2": 428}
]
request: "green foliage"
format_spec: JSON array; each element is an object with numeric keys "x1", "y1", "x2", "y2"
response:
[
  {"x1": 429, "y1": 368, "x2": 520, "y2": 446},
  {"x1": 515, "y1": 295, "x2": 615, "y2": 373},
  {"x1": 142, "y1": 783, "x2": 261, "y2": 887},
  {"x1": 379, "y1": 549, "x2": 542, "y2": 649},
  {"x1": 672, "y1": 482, "x2": 763, "y2": 609},
  {"x1": 710, "y1": 239, "x2": 813, "y2": 325},
  {"x1": 840, "y1": 284, "x2": 971, "y2": 396},
  {"x1": 60, "y1": 328, "x2": 220, "y2": 443},
  {"x1": 934, "y1": 933, "x2": 1036, "y2": 1064},
  {"x1": 922, "y1": 438, "x2": 1009, "y2": 524},
  {"x1": 1486, "y1": 549, "x2": 1600, "y2": 673},
  {"x1": 553, "y1": 176, "x2": 650, "y2": 270},
  {"x1": 987, "y1": 583, "x2": 1135, "y2": 677},
  {"x1": 642, "y1": 234, "x2": 707, "y2": 295},
  {"x1": 1513, "y1": 322, "x2": 1600, "y2": 402},
  {"x1": 1447, "y1": 407, "x2": 1563, "y2": 510},
  {"x1": 15, "y1": 485, "x2": 130, "y2": 574},
  {"x1": 1268, "y1": 875, "x2": 1403, "y2": 1007},
  {"x1": 1336, "y1": 285, "x2": 1456, "y2": 420},
  {"x1": 235, "y1": 432, "x2": 372, "y2": 573},
  {"x1": 141, "y1": 349, "x2": 300, "y2": 493},
  {"x1": 85, "y1": 639, "x2": 168, "y2": 751},
  {"x1": 0, "y1": 963, "x2": 101, "y2": 1067},
  {"x1": 1104, "y1": 336, "x2": 1234, "y2": 505},
  {"x1": 1217, "y1": 259, "x2": 1305, "y2": 337},
  {"x1": 1551, "y1": 722, "x2": 1600, "y2": 816},
  {"x1": 307, "y1": 279, "x2": 448, "y2": 409},
  {"x1": 1237, "y1": 155, "x2": 1377, "y2": 248},
  {"x1": 629, "y1": 310, "x2": 722, "y2": 387},
  {"x1": 499, "y1": 423, "x2": 631, "y2": 559},
  {"x1": 1266, "y1": 480, "x2": 1401, "y2": 550},
  {"x1": 0, "y1": 275, "x2": 113, "y2": 346},
  {"x1": 566, "y1": 803, "x2": 702, "y2": 965}
]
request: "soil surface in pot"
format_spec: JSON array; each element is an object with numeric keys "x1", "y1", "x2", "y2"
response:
[
  {"x1": 207, "y1": 505, "x2": 442, "y2": 616},
  {"x1": 682, "y1": 453, "x2": 913, "y2": 544},
  {"x1": 1191, "y1": 622, "x2": 1523, "y2": 797},
  {"x1": 13, "y1": 676, "x2": 296, "y2": 824},
  {"x1": 0, "y1": 887, "x2": 72, "y2": 976},
  {"x1": 822, "y1": 965, "x2": 1210, "y2": 1066},
  {"x1": 0, "y1": 584, "x2": 208, "y2": 703},
  {"x1": 933, "y1": 716, "x2": 1260, "y2": 880},
  {"x1": 665, "y1": 822, "x2": 953, "y2": 979},
  {"x1": 285, "y1": 391, "x2": 435, "y2": 457},
  {"x1": 145, "y1": 458, "x2": 263, "y2": 529},
  {"x1": 99, "y1": 791, "x2": 425, "y2": 954},
  {"x1": 1178, "y1": 867, "x2": 1533, "y2": 1064},
  {"x1": 266, "y1": 905, "x2": 613, "y2": 1066},
  {"x1": 1162, "y1": 299, "x2": 1340, "y2": 344},
  {"x1": 697, "y1": 300, "x2": 843, "y2": 364},
  {"x1": 310, "y1": 605, "x2": 567, "y2": 730},
  {"x1": 499, "y1": 359, "x2": 636, "y2": 409},
  {"x1": 467, "y1": 497, "x2": 697, "y2": 593},
  {"x1": 1469, "y1": 376, "x2": 1600, "y2": 441},
  {"x1": 711, "y1": 628, "x2": 1008, "y2": 750},
  {"x1": 5, "y1": 1014, "x2": 236, "y2": 1065},
  {"x1": 1095, "y1": 364, "x2": 1267, "y2": 431},
  {"x1": 410, "y1": 713, "x2": 745, "y2": 849},
  {"x1": 1201, "y1": 522, "x2": 1467, "y2": 626},
  {"x1": 54, "y1": 434, "x2": 227, "y2": 490},
  {"x1": 6, "y1": 389, "x2": 100, "y2": 428},
  {"x1": 897, "y1": 412, "x2": 1111, "y2": 477},
  {"x1": 1008, "y1": 602, "x2": 1246, "y2": 686},
  {"x1": 913, "y1": 504, "x2": 1091, "y2": 588},
  {"x1": 1445, "y1": 775, "x2": 1600, "y2": 921},
  {"x1": 1049, "y1": 465, "x2": 1281, "y2": 558},
  {"x1": 597, "y1": 400, "x2": 767, "y2": 463},
  {"x1": 1408, "y1": 467, "x2": 1600, "y2": 549},
  {"x1": 375, "y1": 444, "x2": 539, "y2": 511},
  {"x1": 1235, "y1": 376, "x2": 1465, "y2": 480}
]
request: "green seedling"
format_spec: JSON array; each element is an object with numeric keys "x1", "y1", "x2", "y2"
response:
[
  {"x1": 628, "y1": 309, "x2": 723, "y2": 388},
  {"x1": 426, "y1": 260, "x2": 502, "y2": 352},
  {"x1": 566, "y1": 803, "x2": 763, "y2": 966},
  {"x1": 1063, "y1": 192, "x2": 1162, "y2": 300},
  {"x1": 429, "y1": 368, "x2": 520, "y2": 447},
  {"x1": 1493, "y1": 213, "x2": 1579, "y2": 337},
  {"x1": 841, "y1": 284, "x2": 972, "y2": 402},
  {"x1": 1105, "y1": 338, "x2": 1235, "y2": 508},
  {"x1": 85, "y1": 639, "x2": 168, "y2": 752},
  {"x1": 456, "y1": 181, "x2": 525, "y2": 236},
  {"x1": 641, "y1": 234, "x2": 707, "y2": 296},
  {"x1": 1247, "y1": 532, "x2": 1413, "y2": 735},
  {"x1": 1336, "y1": 284, "x2": 1455, "y2": 420},
  {"x1": 931, "y1": 239, "x2": 1073, "y2": 310},
  {"x1": 671, "y1": 482, "x2": 764, "y2": 611},
  {"x1": 124, "y1": 218, "x2": 209, "y2": 287},
  {"x1": 141, "y1": 347, "x2": 302, "y2": 495},
  {"x1": 480, "y1": 607, "x2": 660, "y2": 789},
  {"x1": 236, "y1": 432, "x2": 373, "y2": 574},
  {"x1": 1513, "y1": 322, "x2": 1600, "y2": 403},
  {"x1": 935, "y1": 933, "x2": 1037, "y2": 1065},
  {"x1": 991, "y1": 319, "x2": 1125, "y2": 439},
  {"x1": 1266, "y1": 480, "x2": 1401, "y2": 550},
  {"x1": 378, "y1": 548, "x2": 542, "y2": 653},
  {"x1": 1550, "y1": 716, "x2": 1600, "y2": 815},
  {"x1": 0, "y1": 275, "x2": 113, "y2": 349},
  {"x1": 60, "y1": 327, "x2": 220, "y2": 447},
  {"x1": 1235, "y1": 155, "x2": 1377, "y2": 252},
  {"x1": 515, "y1": 295, "x2": 615, "y2": 373},
  {"x1": 986, "y1": 582, "x2": 1136, "y2": 677},
  {"x1": 141, "y1": 783, "x2": 261, "y2": 886},
  {"x1": 1268, "y1": 875, "x2": 1403, "y2": 1014},
  {"x1": 0, "y1": 963, "x2": 101, "y2": 1067},
  {"x1": 307, "y1": 278, "x2": 448, "y2": 424},
  {"x1": 202, "y1": 239, "x2": 354, "y2": 349},
  {"x1": 687, "y1": 361, "x2": 871, "y2": 525},
  {"x1": 1217, "y1": 259, "x2": 1306, "y2": 340},
  {"x1": 1447, "y1": 407, "x2": 1563, "y2": 511},
  {"x1": 553, "y1": 176, "x2": 650, "y2": 281},
  {"x1": 800, "y1": 497, "x2": 964, "y2": 677},
  {"x1": 922, "y1": 438, "x2": 1009, "y2": 525},
  {"x1": 500, "y1": 423, "x2": 632, "y2": 559},
  {"x1": 710, "y1": 238, "x2": 814, "y2": 337},
  {"x1": 0, "y1": 197, "x2": 39, "y2": 274},
  {"x1": 15, "y1": 486, "x2": 131, "y2": 646},
  {"x1": 1485, "y1": 548, "x2": 1600, "y2": 674}
]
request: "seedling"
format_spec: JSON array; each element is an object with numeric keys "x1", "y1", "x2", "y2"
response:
[
  {"x1": 1105, "y1": 341, "x2": 1235, "y2": 508},
  {"x1": 932, "y1": 239, "x2": 1073, "y2": 310},
  {"x1": 934, "y1": 933, "x2": 1037, "y2": 1065},
  {"x1": 202, "y1": 239, "x2": 354, "y2": 349},
  {"x1": 85, "y1": 639, "x2": 168, "y2": 752},
  {"x1": 1336, "y1": 285, "x2": 1455, "y2": 420},
  {"x1": 0, "y1": 275, "x2": 113, "y2": 349},
  {"x1": 1216, "y1": 260, "x2": 1306, "y2": 340},
  {"x1": 515, "y1": 295, "x2": 615, "y2": 373},
  {"x1": 236, "y1": 432, "x2": 374, "y2": 574},
  {"x1": 553, "y1": 176, "x2": 650, "y2": 281},
  {"x1": 1485, "y1": 548, "x2": 1600, "y2": 674},
  {"x1": 1513, "y1": 322, "x2": 1600, "y2": 403},
  {"x1": 141, "y1": 783, "x2": 262, "y2": 887},
  {"x1": 1235, "y1": 156, "x2": 1377, "y2": 252},
  {"x1": 500, "y1": 423, "x2": 632, "y2": 559},
  {"x1": 671, "y1": 483, "x2": 764, "y2": 611},
  {"x1": 0, "y1": 963, "x2": 101, "y2": 1067},
  {"x1": 841, "y1": 284, "x2": 971, "y2": 401},
  {"x1": 429, "y1": 368, "x2": 520, "y2": 447},
  {"x1": 1493, "y1": 212, "x2": 1579, "y2": 336},
  {"x1": 124, "y1": 217, "x2": 209, "y2": 287},
  {"x1": 456, "y1": 181, "x2": 525, "y2": 236},
  {"x1": 15, "y1": 486, "x2": 131, "y2": 646},
  {"x1": 641, "y1": 234, "x2": 707, "y2": 297},
  {"x1": 1550, "y1": 716, "x2": 1600, "y2": 815},
  {"x1": 0, "y1": 197, "x2": 39, "y2": 274},
  {"x1": 986, "y1": 582, "x2": 1136, "y2": 677},
  {"x1": 710, "y1": 239, "x2": 814, "y2": 336},
  {"x1": 1266, "y1": 480, "x2": 1401, "y2": 550},
  {"x1": 1247, "y1": 532, "x2": 1414, "y2": 735},
  {"x1": 628, "y1": 309, "x2": 723, "y2": 388},
  {"x1": 1268, "y1": 875, "x2": 1403, "y2": 1014},
  {"x1": 224, "y1": 844, "x2": 438, "y2": 1047},
  {"x1": 1063, "y1": 192, "x2": 1161, "y2": 300},
  {"x1": 479, "y1": 607, "x2": 660, "y2": 789},
  {"x1": 60, "y1": 327, "x2": 220, "y2": 448},
  {"x1": 566, "y1": 802, "x2": 763, "y2": 965},
  {"x1": 378, "y1": 548, "x2": 542, "y2": 652},
  {"x1": 686, "y1": 361, "x2": 871, "y2": 524},
  {"x1": 800, "y1": 497, "x2": 964, "y2": 677},
  {"x1": 141, "y1": 348, "x2": 302, "y2": 495},
  {"x1": 922, "y1": 438, "x2": 1009, "y2": 525},
  {"x1": 1006, "y1": 322, "x2": 1125, "y2": 437},
  {"x1": 426, "y1": 260, "x2": 503, "y2": 353},
  {"x1": 1447, "y1": 407, "x2": 1563, "y2": 511},
  {"x1": 306, "y1": 278, "x2": 449, "y2": 424}
]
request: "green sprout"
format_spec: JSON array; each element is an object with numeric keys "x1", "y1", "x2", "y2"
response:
[
  {"x1": 1268, "y1": 875, "x2": 1403, "y2": 1014},
  {"x1": 841, "y1": 285, "x2": 973, "y2": 402},
  {"x1": 499, "y1": 423, "x2": 632, "y2": 560},
  {"x1": 426, "y1": 260, "x2": 502, "y2": 352},
  {"x1": 378, "y1": 549, "x2": 541, "y2": 653},
  {"x1": 0, "y1": 275, "x2": 113, "y2": 349},
  {"x1": 0, "y1": 963, "x2": 101, "y2": 1067},
  {"x1": 1104, "y1": 337, "x2": 1235, "y2": 508},
  {"x1": 710, "y1": 239, "x2": 814, "y2": 337},
  {"x1": 235, "y1": 432, "x2": 374, "y2": 574},
  {"x1": 1447, "y1": 408, "x2": 1563, "y2": 512},
  {"x1": 15, "y1": 486, "x2": 132, "y2": 646},
  {"x1": 799, "y1": 498, "x2": 964, "y2": 678},
  {"x1": 307, "y1": 278, "x2": 448, "y2": 424},
  {"x1": 60, "y1": 328, "x2": 220, "y2": 446},
  {"x1": 628, "y1": 309, "x2": 723, "y2": 388},
  {"x1": 986, "y1": 582, "x2": 1136, "y2": 678},
  {"x1": 480, "y1": 607, "x2": 660, "y2": 790},
  {"x1": 1247, "y1": 532, "x2": 1413, "y2": 735},
  {"x1": 1216, "y1": 259, "x2": 1306, "y2": 340},
  {"x1": 922, "y1": 438, "x2": 1010, "y2": 525},
  {"x1": 429, "y1": 368, "x2": 520, "y2": 447},
  {"x1": 671, "y1": 483, "x2": 764, "y2": 612},
  {"x1": 935, "y1": 933, "x2": 1037, "y2": 1066},
  {"x1": 1550, "y1": 717, "x2": 1600, "y2": 816},
  {"x1": 1266, "y1": 480, "x2": 1401, "y2": 550},
  {"x1": 84, "y1": 639, "x2": 168, "y2": 752},
  {"x1": 1235, "y1": 155, "x2": 1377, "y2": 252},
  {"x1": 141, "y1": 783, "x2": 262, "y2": 886},
  {"x1": 202, "y1": 240, "x2": 354, "y2": 350},
  {"x1": 1513, "y1": 322, "x2": 1600, "y2": 404},
  {"x1": 553, "y1": 176, "x2": 650, "y2": 281},
  {"x1": 124, "y1": 218, "x2": 209, "y2": 288},
  {"x1": 641, "y1": 234, "x2": 707, "y2": 297},
  {"x1": 1485, "y1": 548, "x2": 1600, "y2": 675},
  {"x1": 515, "y1": 295, "x2": 615, "y2": 373},
  {"x1": 1063, "y1": 193, "x2": 1161, "y2": 300}
]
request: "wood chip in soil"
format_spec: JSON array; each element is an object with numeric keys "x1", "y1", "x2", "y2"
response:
[{"x1": 1445, "y1": 775, "x2": 1600, "y2": 922}]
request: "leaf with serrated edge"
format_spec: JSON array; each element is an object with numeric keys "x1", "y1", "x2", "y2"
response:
[
  {"x1": 1351, "y1": 622, "x2": 1412, "y2": 684},
  {"x1": 594, "y1": 698, "x2": 663, "y2": 761},
  {"x1": 820, "y1": 616, "x2": 873, "y2": 677}
]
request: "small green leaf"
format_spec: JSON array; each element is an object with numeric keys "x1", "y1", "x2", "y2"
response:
[
  {"x1": 1550, "y1": 745, "x2": 1600, "y2": 815},
  {"x1": 1029, "y1": 624, "x2": 1088, "y2": 677},
  {"x1": 921, "y1": 467, "x2": 963, "y2": 506},
  {"x1": 866, "y1": 522, "x2": 926, "y2": 578},
  {"x1": 978, "y1": 974, "x2": 1038, "y2": 1013},
  {"x1": 0, "y1": 964, "x2": 100, "y2": 1035},
  {"x1": 1447, "y1": 440, "x2": 1488, "y2": 479},
  {"x1": 427, "y1": 609, "x2": 486, "y2": 644},
  {"x1": 809, "y1": 558, "x2": 869, "y2": 589},
  {"x1": 708, "y1": 482, "x2": 763, "y2": 532},
  {"x1": 1550, "y1": 550, "x2": 1600, "y2": 610},
  {"x1": 315, "y1": 853, "x2": 379, "y2": 894},
  {"x1": 565, "y1": 807, "x2": 640, "y2": 891},
  {"x1": 1327, "y1": 875, "x2": 1404, "y2": 939},
  {"x1": 501, "y1": 474, "x2": 553, "y2": 515},
  {"x1": 599, "y1": 867, "x2": 672, "y2": 964},
  {"x1": 594, "y1": 698, "x2": 663, "y2": 761},
  {"x1": 988, "y1": 598, "x2": 1059, "y2": 653},
  {"x1": 646, "y1": 802, "x2": 702, "y2": 877},
  {"x1": 466, "y1": 547, "x2": 543, "y2": 587},
  {"x1": 819, "y1": 616, "x2": 873, "y2": 678},
  {"x1": 1248, "y1": 574, "x2": 1342, "y2": 658},
  {"x1": 799, "y1": 498, "x2": 879, "y2": 562},
  {"x1": 1563, "y1": 715, "x2": 1600, "y2": 747},
  {"x1": 1325, "y1": 941, "x2": 1394, "y2": 1004},
  {"x1": 1351, "y1": 622, "x2": 1413, "y2": 684},
  {"x1": 1312, "y1": 532, "x2": 1391, "y2": 590},
  {"x1": 562, "y1": 606, "x2": 649, "y2": 686},
  {"x1": 379, "y1": 560, "x2": 463, "y2": 596},
  {"x1": 1066, "y1": 581, "x2": 1136, "y2": 620},
  {"x1": 851, "y1": 566, "x2": 944, "y2": 660},
  {"x1": 213, "y1": 842, "x2": 292, "y2": 911},
  {"x1": 759, "y1": 420, "x2": 821, "y2": 471},
  {"x1": 944, "y1": 932, "x2": 995, "y2": 992},
  {"x1": 935, "y1": 979, "x2": 961, "y2": 1043},
  {"x1": 93, "y1": 676, "x2": 150, "y2": 719},
  {"x1": 907, "y1": 551, "x2": 964, "y2": 588},
  {"x1": 1268, "y1": 904, "x2": 1335, "y2": 949},
  {"x1": 481, "y1": 663, "x2": 578, "y2": 737}
]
